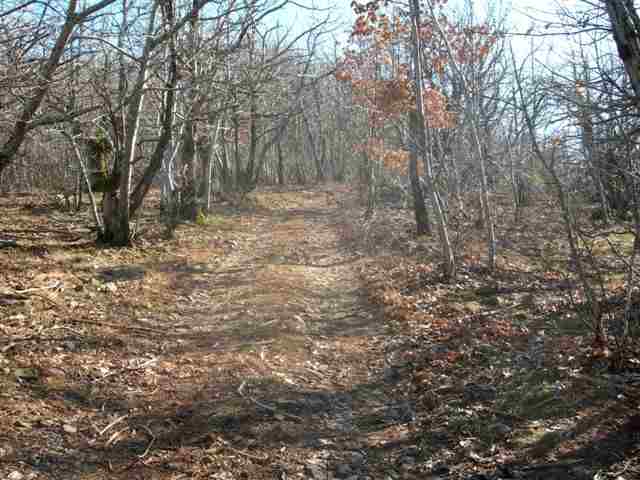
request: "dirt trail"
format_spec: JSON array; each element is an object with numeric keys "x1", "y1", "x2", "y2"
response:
[
  {"x1": 1, "y1": 187, "x2": 416, "y2": 480},
  {"x1": 99, "y1": 187, "x2": 404, "y2": 479},
  {"x1": 5, "y1": 186, "x2": 637, "y2": 480}
]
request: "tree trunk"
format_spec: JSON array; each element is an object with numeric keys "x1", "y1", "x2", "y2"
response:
[
  {"x1": 233, "y1": 111, "x2": 241, "y2": 188},
  {"x1": 579, "y1": 89, "x2": 610, "y2": 222},
  {"x1": 101, "y1": 0, "x2": 158, "y2": 245},
  {"x1": 0, "y1": 2, "x2": 78, "y2": 174},
  {"x1": 129, "y1": 0, "x2": 178, "y2": 217},
  {"x1": 180, "y1": 116, "x2": 198, "y2": 217},
  {"x1": 101, "y1": 191, "x2": 129, "y2": 245},
  {"x1": 425, "y1": 0, "x2": 495, "y2": 271},
  {"x1": 246, "y1": 86, "x2": 258, "y2": 188},
  {"x1": 220, "y1": 138, "x2": 230, "y2": 190},
  {"x1": 409, "y1": 110, "x2": 431, "y2": 235},
  {"x1": 276, "y1": 141, "x2": 285, "y2": 185},
  {"x1": 365, "y1": 151, "x2": 376, "y2": 218},
  {"x1": 411, "y1": 0, "x2": 455, "y2": 279},
  {"x1": 312, "y1": 82, "x2": 327, "y2": 181},
  {"x1": 303, "y1": 109, "x2": 324, "y2": 182},
  {"x1": 550, "y1": 154, "x2": 604, "y2": 343},
  {"x1": 474, "y1": 125, "x2": 497, "y2": 269},
  {"x1": 203, "y1": 117, "x2": 221, "y2": 212},
  {"x1": 606, "y1": 0, "x2": 640, "y2": 100}
]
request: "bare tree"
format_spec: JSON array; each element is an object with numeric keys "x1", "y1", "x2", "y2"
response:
[
  {"x1": 425, "y1": 0, "x2": 497, "y2": 272},
  {"x1": 0, "y1": 0, "x2": 118, "y2": 175},
  {"x1": 410, "y1": 0, "x2": 455, "y2": 279}
]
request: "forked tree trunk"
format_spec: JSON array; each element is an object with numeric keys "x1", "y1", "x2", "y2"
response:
[
  {"x1": 102, "y1": 55, "x2": 150, "y2": 244},
  {"x1": 101, "y1": 1, "x2": 157, "y2": 245},
  {"x1": 102, "y1": 0, "x2": 178, "y2": 245}
]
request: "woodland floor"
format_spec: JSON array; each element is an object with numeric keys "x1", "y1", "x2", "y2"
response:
[{"x1": 0, "y1": 185, "x2": 639, "y2": 480}]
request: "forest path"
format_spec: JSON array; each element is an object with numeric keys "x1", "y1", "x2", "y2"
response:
[
  {"x1": 96, "y1": 186, "x2": 406, "y2": 479},
  {"x1": 5, "y1": 186, "x2": 634, "y2": 480},
  {"x1": 0, "y1": 186, "x2": 414, "y2": 480},
  {"x1": 138, "y1": 186, "x2": 407, "y2": 479}
]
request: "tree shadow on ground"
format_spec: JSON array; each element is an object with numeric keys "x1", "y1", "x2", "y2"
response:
[
  {"x1": 0, "y1": 187, "x2": 410, "y2": 479},
  {"x1": 330, "y1": 199, "x2": 640, "y2": 478},
  {"x1": 7, "y1": 368, "x2": 413, "y2": 479}
]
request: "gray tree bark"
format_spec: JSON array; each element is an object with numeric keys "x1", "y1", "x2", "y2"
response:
[{"x1": 605, "y1": 0, "x2": 640, "y2": 100}]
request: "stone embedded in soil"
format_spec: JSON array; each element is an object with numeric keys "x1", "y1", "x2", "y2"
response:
[
  {"x1": 384, "y1": 364, "x2": 402, "y2": 382},
  {"x1": 464, "y1": 301, "x2": 483, "y2": 313},
  {"x1": 388, "y1": 400, "x2": 415, "y2": 422},
  {"x1": 0, "y1": 239, "x2": 18, "y2": 248},
  {"x1": 495, "y1": 464, "x2": 517, "y2": 478},
  {"x1": 400, "y1": 455, "x2": 417, "y2": 471},
  {"x1": 571, "y1": 466, "x2": 595, "y2": 480},
  {"x1": 335, "y1": 463, "x2": 353, "y2": 478},
  {"x1": 349, "y1": 451, "x2": 365, "y2": 466},
  {"x1": 463, "y1": 383, "x2": 497, "y2": 402},
  {"x1": 14, "y1": 367, "x2": 39, "y2": 381},
  {"x1": 0, "y1": 444, "x2": 15, "y2": 458},
  {"x1": 63, "y1": 423, "x2": 78, "y2": 434},
  {"x1": 494, "y1": 422, "x2": 512, "y2": 436}
]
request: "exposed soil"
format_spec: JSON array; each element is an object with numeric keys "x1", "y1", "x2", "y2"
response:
[
  {"x1": 1, "y1": 186, "x2": 639, "y2": 480},
  {"x1": 0, "y1": 186, "x2": 407, "y2": 480}
]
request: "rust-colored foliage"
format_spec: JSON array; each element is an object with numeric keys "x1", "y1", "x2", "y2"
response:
[
  {"x1": 337, "y1": 0, "x2": 496, "y2": 174},
  {"x1": 354, "y1": 137, "x2": 412, "y2": 175}
]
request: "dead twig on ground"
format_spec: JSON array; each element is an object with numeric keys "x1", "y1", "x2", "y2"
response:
[
  {"x1": 106, "y1": 426, "x2": 129, "y2": 447},
  {"x1": 66, "y1": 318, "x2": 167, "y2": 334},
  {"x1": 0, "y1": 325, "x2": 89, "y2": 353},
  {"x1": 14, "y1": 285, "x2": 166, "y2": 334},
  {"x1": 14, "y1": 281, "x2": 63, "y2": 294},
  {"x1": 463, "y1": 302, "x2": 530, "y2": 321},
  {"x1": 522, "y1": 460, "x2": 582, "y2": 470},
  {"x1": 218, "y1": 436, "x2": 270, "y2": 462},
  {"x1": 93, "y1": 358, "x2": 157, "y2": 383},
  {"x1": 138, "y1": 425, "x2": 156, "y2": 459},
  {"x1": 237, "y1": 380, "x2": 303, "y2": 421},
  {"x1": 0, "y1": 281, "x2": 63, "y2": 305},
  {"x1": 96, "y1": 415, "x2": 129, "y2": 437}
]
